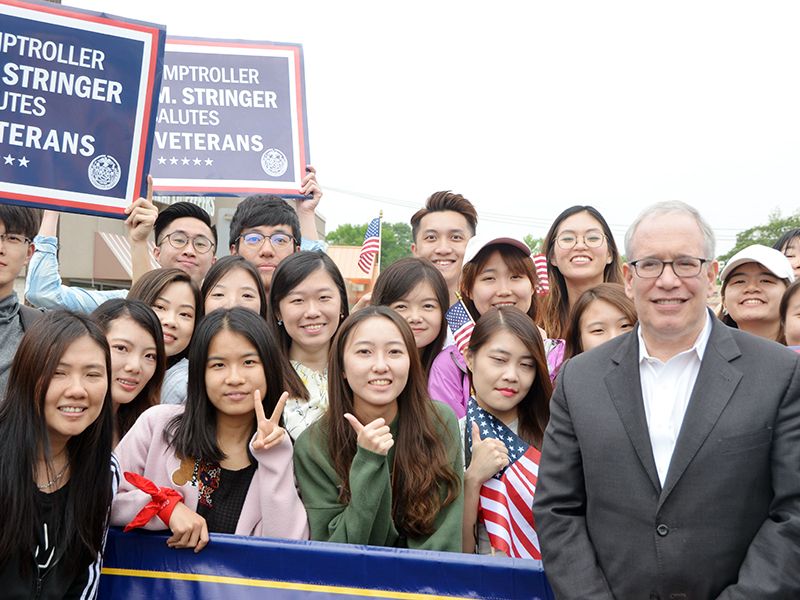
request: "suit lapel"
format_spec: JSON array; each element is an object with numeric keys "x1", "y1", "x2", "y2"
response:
[
  {"x1": 658, "y1": 318, "x2": 742, "y2": 507},
  {"x1": 605, "y1": 330, "x2": 661, "y2": 493}
]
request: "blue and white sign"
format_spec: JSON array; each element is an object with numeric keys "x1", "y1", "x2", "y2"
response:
[
  {"x1": 0, "y1": 0, "x2": 165, "y2": 218},
  {"x1": 150, "y1": 37, "x2": 311, "y2": 198}
]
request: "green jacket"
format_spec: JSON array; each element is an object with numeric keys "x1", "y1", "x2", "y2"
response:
[{"x1": 293, "y1": 401, "x2": 463, "y2": 552}]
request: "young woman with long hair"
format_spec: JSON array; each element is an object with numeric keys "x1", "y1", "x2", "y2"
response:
[
  {"x1": 428, "y1": 235, "x2": 564, "y2": 419},
  {"x1": 0, "y1": 310, "x2": 119, "y2": 598},
  {"x1": 93, "y1": 299, "x2": 167, "y2": 445},
  {"x1": 564, "y1": 283, "x2": 637, "y2": 359},
  {"x1": 371, "y1": 257, "x2": 448, "y2": 376},
  {"x1": 111, "y1": 307, "x2": 308, "y2": 550},
  {"x1": 201, "y1": 255, "x2": 268, "y2": 319},
  {"x1": 537, "y1": 206, "x2": 623, "y2": 340},
  {"x1": 268, "y1": 252, "x2": 349, "y2": 440},
  {"x1": 293, "y1": 306, "x2": 463, "y2": 551},
  {"x1": 461, "y1": 306, "x2": 552, "y2": 556},
  {"x1": 128, "y1": 268, "x2": 203, "y2": 404}
]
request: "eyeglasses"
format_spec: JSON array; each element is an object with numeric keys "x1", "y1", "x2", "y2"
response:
[
  {"x1": 159, "y1": 231, "x2": 215, "y2": 254},
  {"x1": 629, "y1": 257, "x2": 711, "y2": 278},
  {"x1": 0, "y1": 233, "x2": 31, "y2": 246},
  {"x1": 556, "y1": 233, "x2": 606, "y2": 249},
  {"x1": 237, "y1": 232, "x2": 296, "y2": 251}
]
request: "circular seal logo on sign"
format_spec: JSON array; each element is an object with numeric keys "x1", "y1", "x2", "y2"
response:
[
  {"x1": 261, "y1": 148, "x2": 288, "y2": 177},
  {"x1": 88, "y1": 155, "x2": 121, "y2": 190}
]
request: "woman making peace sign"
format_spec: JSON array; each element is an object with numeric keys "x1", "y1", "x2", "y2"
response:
[{"x1": 111, "y1": 308, "x2": 309, "y2": 550}]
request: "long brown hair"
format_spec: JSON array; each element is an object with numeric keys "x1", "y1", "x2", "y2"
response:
[
  {"x1": 538, "y1": 206, "x2": 623, "y2": 339},
  {"x1": 321, "y1": 306, "x2": 460, "y2": 537},
  {"x1": 93, "y1": 299, "x2": 166, "y2": 440},
  {"x1": 564, "y1": 283, "x2": 637, "y2": 359},
  {"x1": 460, "y1": 244, "x2": 539, "y2": 322},
  {"x1": 465, "y1": 307, "x2": 552, "y2": 449}
]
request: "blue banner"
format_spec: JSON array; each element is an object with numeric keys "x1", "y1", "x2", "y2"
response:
[
  {"x1": 150, "y1": 37, "x2": 311, "y2": 198},
  {"x1": 0, "y1": 0, "x2": 165, "y2": 218},
  {"x1": 100, "y1": 528, "x2": 554, "y2": 600}
]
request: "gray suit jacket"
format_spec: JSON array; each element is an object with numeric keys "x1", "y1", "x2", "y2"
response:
[{"x1": 533, "y1": 314, "x2": 800, "y2": 600}]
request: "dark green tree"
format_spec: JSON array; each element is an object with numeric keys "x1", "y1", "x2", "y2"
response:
[
  {"x1": 718, "y1": 209, "x2": 800, "y2": 263},
  {"x1": 326, "y1": 221, "x2": 413, "y2": 270}
]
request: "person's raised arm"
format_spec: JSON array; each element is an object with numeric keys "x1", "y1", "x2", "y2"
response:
[
  {"x1": 126, "y1": 175, "x2": 158, "y2": 284},
  {"x1": 296, "y1": 165, "x2": 322, "y2": 242}
]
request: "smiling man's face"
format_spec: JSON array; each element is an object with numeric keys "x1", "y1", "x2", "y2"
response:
[{"x1": 411, "y1": 210, "x2": 472, "y2": 299}]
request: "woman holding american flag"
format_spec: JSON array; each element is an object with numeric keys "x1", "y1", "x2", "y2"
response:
[{"x1": 461, "y1": 306, "x2": 552, "y2": 558}]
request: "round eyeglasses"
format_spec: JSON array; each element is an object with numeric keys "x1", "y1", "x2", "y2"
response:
[
  {"x1": 628, "y1": 257, "x2": 711, "y2": 278},
  {"x1": 159, "y1": 231, "x2": 215, "y2": 254},
  {"x1": 237, "y1": 232, "x2": 296, "y2": 251},
  {"x1": 556, "y1": 233, "x2": 606, "y2": 250}
]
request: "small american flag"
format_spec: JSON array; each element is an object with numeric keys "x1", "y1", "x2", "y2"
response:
[
  {"x1": 358, "y1": 218, "x2": 381, "y2": 274},
  {"x1": 466, "y1": 398, "x2": 541, "y2": 559},
  {"x1": 533, "y1": 254, "x2": 549, "y2": 295},
  {"x1": 445, "y1": 299, "x2": 474, "y2": 356}
]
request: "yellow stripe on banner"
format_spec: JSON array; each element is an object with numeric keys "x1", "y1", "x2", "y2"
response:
[{"x1": 100, "y1": 569, "x2": 473, "y2": 600}]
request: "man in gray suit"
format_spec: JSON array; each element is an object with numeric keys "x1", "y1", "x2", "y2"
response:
[{"x1": 533, "y1": 201, "x2": 800, "y2": 599}]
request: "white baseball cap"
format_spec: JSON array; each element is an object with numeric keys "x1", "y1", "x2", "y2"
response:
[
  {"x1": 720, "y1": 244, "x2": 795, "y2": 283},
  {"x1": 463, "y1": 235, "x2": 532, "y2": 267}
]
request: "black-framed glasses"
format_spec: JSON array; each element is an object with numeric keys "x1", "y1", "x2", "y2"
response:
[
  {"x1": 629, "y1": 257, "x2": 711, "y2": 278},
  {"x1": 237, "y1": 232, "x2": 296, "y2": 251},
  {"x1": 556, "y1": 233, "x2": 606, "y2": 249},
  {"x1": 0, "y1": 233, "x2": 31, "y2": 246},
  {"x1": 159, "y1": 231, "x2": 215, "y2": 254}
]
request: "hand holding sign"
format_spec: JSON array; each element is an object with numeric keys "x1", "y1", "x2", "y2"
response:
[
  {"x1": 344, "y1": 413, "x2": 394, "y2": 455},
  {"x1": 252, "y1": 389, "x2": 288, "y2": 451},
  {"x1": 296, "y1": 165, "x2": 322, "y2": 214},
  {"x1": 124, "y1": 174, "x2": 157, "y2": 243}
]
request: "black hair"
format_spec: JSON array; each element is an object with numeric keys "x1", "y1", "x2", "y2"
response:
[
  {"x1": 201, "y1": 255, "x2": 268, "y2": 319},
  {"x1": 165, "y1": 307, "x2": 285, "y2": 463},
  {"x1": 229, "y1": 195, "x2": 301, "y2": 252},
  {"x1": 371, "y1": 257, "x2": 449, "y2": 376},
  {"x1": 267, "y1": 252, "x2": 349, "y2": 400},
  {"x1": 154, "y1": 202, "x2": 217, "y2": 247},
  {"x1": 0, "y1": 204, "x2": 42, "y2": 239},
  {"x1": 0, "y1": 310, "x2": 114, "y2": 577},
  {"x1": 774, "y1": 228, "x2": 800, "y2": 255}
]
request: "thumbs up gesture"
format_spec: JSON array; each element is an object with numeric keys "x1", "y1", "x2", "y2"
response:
[
  {"x1": 253, "y1": 390, "x2": 288, "y2": 450},
  {"x1": 344, "y1": 413, "x2": 394, "y2": 455}
]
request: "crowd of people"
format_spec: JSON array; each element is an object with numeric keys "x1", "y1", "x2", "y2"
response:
[{"x1": 0, "y1": 172, "x2": 798, "y2": 599}]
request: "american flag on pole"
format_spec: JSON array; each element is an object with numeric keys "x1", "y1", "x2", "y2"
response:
[
  {"x1": 466, "y1": 398, "x2": 541, "y2": 559},
  {"x1": 445, "y1": 299, "x2": 475, "y2": 356},
  {"x1": 358, "y1": 218, "x2": 381, "y2": 274},
  {"x1": 533, "y1": 254, "x2": 549, "y2": 295}
]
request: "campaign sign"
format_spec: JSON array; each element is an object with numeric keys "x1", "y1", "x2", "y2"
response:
[
  {"x1": 0, "y1": 0, "x2": 165, "y2": 219},
  {"x1": 150, "y1": 37, "x2": 310, "y2": 197}
]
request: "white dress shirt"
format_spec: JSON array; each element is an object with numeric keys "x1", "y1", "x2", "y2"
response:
[{"x1": 638, "y1": 311, "x2": 713, "y2": 486}]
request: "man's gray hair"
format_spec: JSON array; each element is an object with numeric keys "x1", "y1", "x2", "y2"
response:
[{"x1": 625, "y1": 200, "x2": 716, "y2": 260}]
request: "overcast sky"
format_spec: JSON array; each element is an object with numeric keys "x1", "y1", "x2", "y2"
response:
[{"x1": 67, "y1": 0, "x2": 800, "y2": 255}]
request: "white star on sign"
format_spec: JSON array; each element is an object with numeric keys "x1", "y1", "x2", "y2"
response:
[
  {"x1": 193, "y1": 158, "x2": 201, "y2": 165},
  {"x1": 158, "y1": 156, "x2": 166, "y2": 165},
  {"x1": 181, "y1": 157, "x2": 189, "y2": 165},
  {"x1": 18, "y1": 157, "x2": 29, "y2": 167},
  {"x1": 3, "y1": 155, "x2": 14, "y2": 165},
  {"x1": 205, "y1": 158, "x2": 213, "y2": 165},
  {"x1": 170, "y1": 157, "x2": 178, "y2": 165}
]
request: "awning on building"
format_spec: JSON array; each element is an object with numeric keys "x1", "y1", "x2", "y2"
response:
[{"x1": 93, "y1": 232, "x2": 159, "y2": 281}]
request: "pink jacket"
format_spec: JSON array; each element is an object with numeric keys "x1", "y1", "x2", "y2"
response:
[{"x1": 110, "y1": 404, "x2": 310, "y2": 540}]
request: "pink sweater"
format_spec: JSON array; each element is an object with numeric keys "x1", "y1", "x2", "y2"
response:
[{"x1": 110, "y1": 404, "x2": 310, "y2": 540}]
